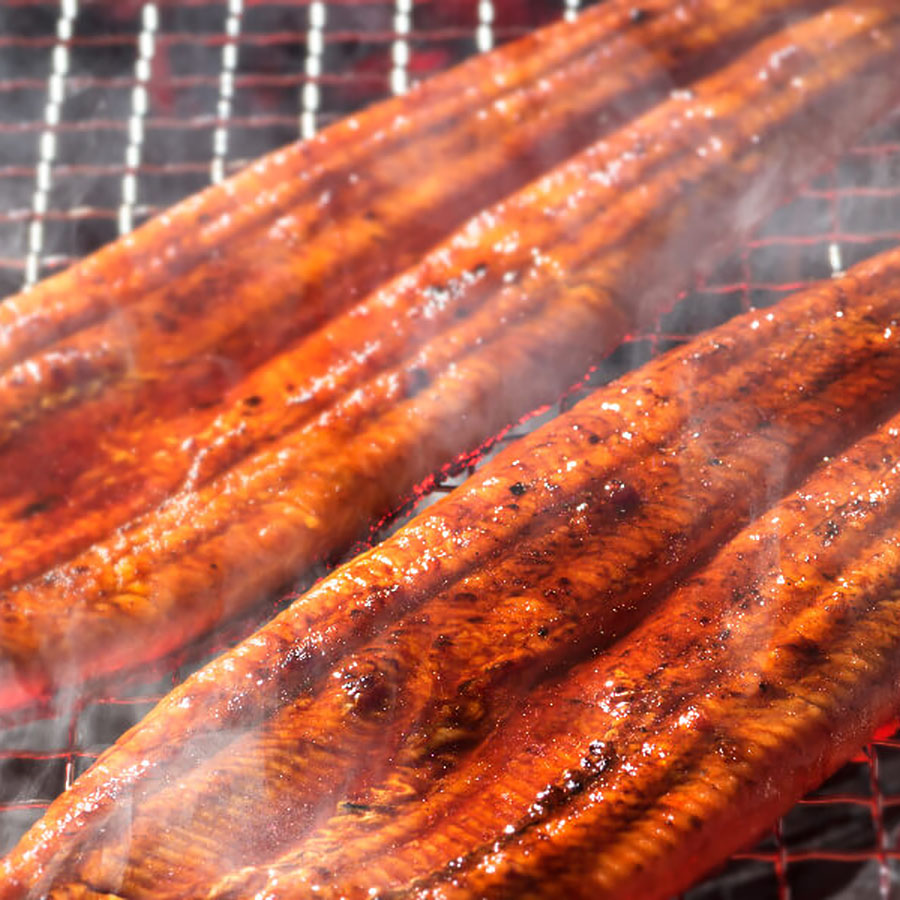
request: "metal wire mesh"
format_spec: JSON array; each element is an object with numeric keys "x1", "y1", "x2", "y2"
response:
[{"x1": 0, "y1": 2, "x2": 899, "y2": 897}]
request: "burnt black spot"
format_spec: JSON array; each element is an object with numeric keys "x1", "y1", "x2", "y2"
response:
[
  {"x1": 630, "y1": 7, "x2": 649, "y2": 23},
  {"x1": 708, "y1": 457, "x2": 724, "y2": 467},
  {"x1": 209, "y1": 562, "x2": 219, "y2": 570},
  {"x1": 782, "y1": 636, "x2": 826, "y2": 663},
  {"x1": 588, "y1": 433, "x2": 601, "y2": 445},
  {"x1": 509, "y1": 482, "x2": 528, "y2": 497},
  {"x1": 526, "y1": 743, "x2": 617, "y2": 824},
  {"x1": 365, "y1": 586, "x2": 396, "y2": 610},
  {"x1": 18, "y1": 496, "x2": 59, "y2": 519},
  {"x1": 718, "y1": 628, "x2": 732, "y2": 643},
  {"x1": 536, "y1": 625, "x2": 549, "y2": 638},
  {"x1": 698, "y1": 616, "x2": 711, "y2": 626},
  {"x1": 506, "y1": 502, "x2": 520, "y2": 512},
  {"x1": 403, "y1": 366, "x2": 431, "y2": 399},
  {"x1": 758, "y1": 680, "x2": 770, "y2": 694},
  {"x1": 716, "y1": 737, "x2": 744, "y2": 764},
  {"x1": 433, "y1": 633, "x2": 453, "y2": 649},
  {"x1": 153, "y1": 312, "x2": 179, "y2": 333},
  {"x1": 342, "y1": 669, "x2": 395, "y2": 718},
  {"x1": 243, "y1": 395, "x2": 263, "y2": 407},
  {"x1": 563, "y1": 771, "x2": 586, "y2": 795},
  {"x1": 603, "y1": 479, "x2": 641, "y2": 517},
  {"x1": 823, "y1": 519, "x2": 840, "y2": 544},
  {"x1": 340, "y1": 801, "x2": 372, "y2": 814},
  {"x1": 415, "y1": 738, "x2": 613, "y2": 894}
]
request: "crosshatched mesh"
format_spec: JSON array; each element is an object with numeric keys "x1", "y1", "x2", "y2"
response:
[{"x1": 0, "y1": 2, "x2": 899, "y2": 897}]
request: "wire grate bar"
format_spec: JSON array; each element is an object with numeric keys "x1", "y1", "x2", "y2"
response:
[
  {"x1": 301, "y1": 1, "x2": 326, "y2": 137},
  {"x1": 23, "y1": 0, "x2": 79, "y2": 288},
  {"x1": 390, "y1": 0, "x2": 412, "y2": 96},
  {"x1": 476, "y1": 0, "x2": 495, "y2": 53},
  {"x1": 210, "y1": 0, "x2": 243, "y2": 185},
  {"x1": 119, "y1": 2, "x2": 158, "y2": 235}
]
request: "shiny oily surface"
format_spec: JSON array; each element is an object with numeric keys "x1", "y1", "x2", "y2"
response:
[
  {"x1": 5, "y1": 245, "x2": 900, "y2": 898},
  {"x1": 1, "y1": 0, "x2": 897, "y2": 715},
  {"x1": 325, "y1": 411, "x2": 900, "y2": 900}
]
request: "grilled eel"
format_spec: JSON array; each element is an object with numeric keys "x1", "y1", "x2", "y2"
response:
[
  {"x1": 6, "y1": 0, "x2": 800, "y2": 566},
  {"x1": 0, "y1": 0, "x2": 816, "y2": 440},
  {"x1": 2, "y1": 2, "x2": 898, "y2": 713},
  {"x1": 217, "y1": 359, "x2": 900, "y2": 900},
  {"x1": 0, "y1": 0, "x2": 835, "y2": 571},
  {"x1": 6, "y1": 243, "x2": 900, "y2": 897},
  {"x1": 1, "y1": 0, "x2": 780, "y2": 538}
]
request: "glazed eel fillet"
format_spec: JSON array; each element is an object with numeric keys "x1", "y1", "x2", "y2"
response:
[
  {"x1": 1, "y1": 2, "x2": 898, "y2": 712},
  {"x1": 7, "y1": 243, "x2": 900, "y2": 896},
  {"x1": 0, "y1": 0, "x2": 821, "y2": 537}
]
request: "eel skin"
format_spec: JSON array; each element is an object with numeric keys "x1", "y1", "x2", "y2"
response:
[
  {"x1": 0, "y1": 0, "x2": 816, "y2": 490},
  {"x1": 247, "y1": 345, "x2": 900, "y2": 900},
  {"x1": 7, "y1": 242, "x2": 900, "y2": 896},
  {"x1": 1, "y1": 1, "x2": 897, "y2": 712}
]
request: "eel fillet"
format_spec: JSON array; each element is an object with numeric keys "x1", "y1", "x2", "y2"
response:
[
  {"x1": 6, "y1": 243, "x2": 900, "y2": 896},
  {"x1": 254, "y1": 337, "x2": 900, "y2": 900},
  {"x1": 0, "y1": 0, "x2": 817, "y2": 483},
  {"x1": 2, "y1": 1, "x2": 898, "y2": 712}
]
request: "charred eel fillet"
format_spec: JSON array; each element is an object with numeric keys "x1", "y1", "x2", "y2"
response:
[
  {"x1": 6, "y1": 0, "x2": 786, "y2": 545},
  {"x1": 0, "y1": 0, "x2": 813, "y2": 437},
  {"x1": 226, "y1": 361, "x2": 900, "y2": 900},
  {"x1": 1, "y1": 3, "x2": 898, "y2": 714},
  {"x1": 7, "y1": 246, "x2": 900, "y2": 897},
  {"x1": 0, "y1": 0, "x2": 834, "y2": 695}
]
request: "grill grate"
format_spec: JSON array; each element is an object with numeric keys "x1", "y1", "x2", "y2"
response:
[{"x1": 1, "y1": 2, "x2": 900, "y2": 897}]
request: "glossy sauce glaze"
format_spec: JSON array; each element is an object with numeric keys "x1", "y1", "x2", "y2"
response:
[
  {"x1": 1, "y1": 1, "x2": 897, "y2": 713},
  {"x1": 5, "y1": 243, "x2": 900, "y2": 898},
  {"x1": 0, "y1": 0, "x2": 824, "y2": 381},
  {"x1": 290, "y1": 406, "x2": 900, "y2": 900},
  {"x1": 0, "y1": 0, "x2": 814, "y2": 513}
]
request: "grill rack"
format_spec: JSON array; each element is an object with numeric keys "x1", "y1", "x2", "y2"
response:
[{"x1": 1, "y1": 2, "x2": 900, "y2": 897}]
